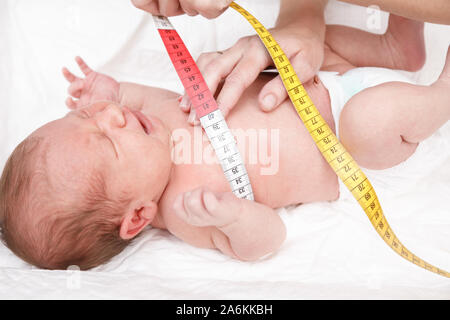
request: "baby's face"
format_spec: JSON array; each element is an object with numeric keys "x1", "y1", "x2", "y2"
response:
[{"x1": 31, "y1": 102, "x2": 173, "y2": 204}]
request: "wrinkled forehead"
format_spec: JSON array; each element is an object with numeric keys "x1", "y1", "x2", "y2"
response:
[{"x1": 30, "y1": 117, "x2": 109, "y2": 195}]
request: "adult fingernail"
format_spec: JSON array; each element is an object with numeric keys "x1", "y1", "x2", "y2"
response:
[
  {"x1": 261, "y1": 94, "x2": 276, "y2": 111},
  {"x1": 179, "y1": 95, "x2": 189, "y2": 109},
  {"x1": 188, "y1": 108, "x2": 196, "y2": 124}
]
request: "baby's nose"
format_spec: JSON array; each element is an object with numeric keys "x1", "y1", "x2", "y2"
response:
[{"x1": 97, "y1": 104, "x2": 126, "y2": 130}]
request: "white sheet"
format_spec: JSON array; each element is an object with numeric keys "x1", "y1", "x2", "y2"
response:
[{"x1": 0, "y1": 0, "x2": 449, "y2": 299}]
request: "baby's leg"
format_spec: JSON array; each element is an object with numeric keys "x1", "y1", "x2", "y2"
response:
[
  {"x1": 324, "y1": 14, "x2": 425, "y2": 71},
  {"x1": 339, "y1": 48, "x2": 450, "y2": 170}
]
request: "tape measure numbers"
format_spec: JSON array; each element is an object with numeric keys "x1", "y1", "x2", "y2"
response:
[
  {"x1": 229, "y1": 2, "x2": 448, "y2": 278},
  {"x1": 153, "y1": 15, "x2": 254, "y2": 201}
]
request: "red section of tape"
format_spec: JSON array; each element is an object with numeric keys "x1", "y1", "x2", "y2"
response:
[{"x1": 158, "y1": 29, "x2": 218, "y2": 118}]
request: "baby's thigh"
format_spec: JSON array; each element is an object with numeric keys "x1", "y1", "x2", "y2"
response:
[{"x1": 338, "y1": 82, "x2": 418, "y2": 170}]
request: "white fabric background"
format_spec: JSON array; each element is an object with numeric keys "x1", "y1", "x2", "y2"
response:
[{"x1": 0, "y1": 0, "x2": 449, "y2": 299}]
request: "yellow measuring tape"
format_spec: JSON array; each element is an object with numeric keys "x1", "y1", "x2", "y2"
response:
[{"x1": 230, "y1": 2, "x2": 448, "y2": 278}]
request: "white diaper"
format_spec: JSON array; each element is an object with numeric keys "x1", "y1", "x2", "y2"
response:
[{"x1": 317, "y1": 68, "x2": 449, "y2": 201}]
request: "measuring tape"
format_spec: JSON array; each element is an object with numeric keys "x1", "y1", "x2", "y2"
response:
[
  {"x1": 153, "y1": 3, "x2": 448, "y2": 277},
  {"x1": 153, "y1": 15, "x2": 254, "y2": 201}
]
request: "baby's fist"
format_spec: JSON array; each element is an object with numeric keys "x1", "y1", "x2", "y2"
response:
[{"x1": 173, "y1": 187, "x2": 241, "y2": 228}]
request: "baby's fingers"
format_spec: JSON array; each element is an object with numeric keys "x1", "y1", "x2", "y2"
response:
[
  {"x1": 75, "y1": 56, "x2": 93, "y2": 76},
  {"x1": 65, "y1": 97, "x2": 78, "y2": 109},
  {"x1": 173, "y1": 187, "x2": 222, "y2": 227},
  {"x1": 173, "y1": 187, "x2": 241, "y2": 228},
  {"x1": 68, "y1": 79, "x2": 84, "y2": 98},
  {"x1": 62, "y1": 67, "x2": 78, "y2": 83},
  {"x1": 181, "y1": 188, "x2": 213, "y2": 227}
]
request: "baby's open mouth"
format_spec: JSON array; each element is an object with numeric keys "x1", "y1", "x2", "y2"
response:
[{"x1": 129, "y1": 109, "x2": 152, "y2": 135}]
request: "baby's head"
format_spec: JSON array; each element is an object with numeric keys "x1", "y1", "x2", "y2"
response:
[{"x1": 0, "y1": 102, "x2": 173, "y2": 269}]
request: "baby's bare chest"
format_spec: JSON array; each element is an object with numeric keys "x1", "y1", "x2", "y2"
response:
[{"x1": 161, "y1": 103, "x2": 337, "y2": 213}]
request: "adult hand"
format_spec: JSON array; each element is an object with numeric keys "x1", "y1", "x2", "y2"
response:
[
  {"x1": 131, "y1": 0, "x2": 233, "y2": 18},
  {"x1": 179, "y1": 23, "x2": 325, "y2": 123}
]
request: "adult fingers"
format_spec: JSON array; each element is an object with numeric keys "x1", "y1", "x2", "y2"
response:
[
  {"x1": 191, "y1": 0, "x2": 233, "y2": 19},
  {"x1": 131, "y1": 0, "x2": 232, "y2": 18},
  {"x1": 258, "y1": 50, "x2": 318, "y2": 112},
  {"x1": 158, "y1": 0, "x2": 184, "y2": 16},
  {"x1": 131, "y1": 0, "x2": 160, "y2": 15},
  {"x1": 216, "y1": 42, "x2": 271, "y2": 116},
  {"x1": 180, "y1": 48, "x2": 241, "y2": 122},
  {"x1": 179, "y1": 95, "x2": 192, "y2": 113},
  {"x1": 179, "y1": 0, "x2": 199, "y2": 16},
  {"x1": 179, "y1": 51, "x2": 222, "y2": 113},
  {"x1": 197, "y1": 49, "x2": 241, "y2": 100}
]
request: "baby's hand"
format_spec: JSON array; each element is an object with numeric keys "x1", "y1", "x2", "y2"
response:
[
  {"x1": 62, "y1": 57, "x2": 120, "y2": 109},
  {"x1": 173, "y1": 187, "x2": 242, "y2": 228}
]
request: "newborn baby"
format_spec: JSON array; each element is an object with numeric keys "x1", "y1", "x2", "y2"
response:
[{"x1": 0, "y1": 15, "x2": 449, "y2": 270}]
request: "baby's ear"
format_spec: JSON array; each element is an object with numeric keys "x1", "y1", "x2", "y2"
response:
[{"x1": 119, "y1": 202, "x2": 157, "y2": 240}]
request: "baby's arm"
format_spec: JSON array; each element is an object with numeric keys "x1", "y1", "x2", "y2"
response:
[
  {"x1": 118, "y1": 82, "x2": 179, "y2": 111},
  {"x1": 63, "y1": 57, "x2": 178, "y2": 110},
  {"x1": 172, "y1": 187, "x2": 286, "y2": 261}
]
